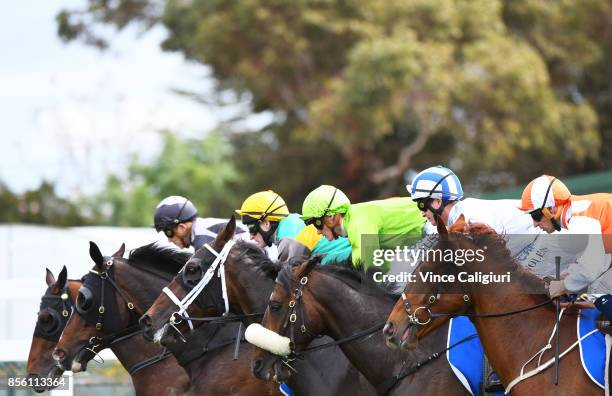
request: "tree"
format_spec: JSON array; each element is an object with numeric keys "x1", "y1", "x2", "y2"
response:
[
  {"x1": 57, "y1": 0, "x2": 607, "y2": 202},
  {"x1": 90, "y1": 130, "x2": 242, "y2": 226},
  {"x1": 0, "y1": 181, "x2": 93, "y2": 226}
]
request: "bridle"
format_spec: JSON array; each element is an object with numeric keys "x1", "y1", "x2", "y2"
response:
[
  {"x1": 279, "y1": 271, "x2": 321, "y2": 355},
  {"x1": 78, "y1": 258, "x2": 136, "y2": 331},
  {"x1": 34, "y1": 284, "x2": 73, "y2": 342},
  {"x1": 401, "y1": 288, "x2": 470, "y2": 326},
  {"x1": 400, "y1": 280, "x2": 553, "y2": 329},
  {"x1": 273, "y1": 265, "x2": 384, "y2": 368},
  {"x1": 75, "y1": 257, "x2": 174, "y2": 375},
  {"x1": 162, "y1": 240, "x2": 235, "y2": 332}
]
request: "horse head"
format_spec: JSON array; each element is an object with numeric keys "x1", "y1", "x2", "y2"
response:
[{"x1": 251, "y1": 256, "x2": 325, "y2": 383}]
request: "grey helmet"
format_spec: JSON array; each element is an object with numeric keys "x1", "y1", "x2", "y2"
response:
[{"x1": 154, "y1": 196, "x2": 198, "y2": 232}]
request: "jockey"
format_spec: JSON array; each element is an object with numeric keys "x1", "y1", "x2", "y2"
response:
[
  {"x1": 519, "y1": 175, "x2": 612, "y2": 297},
  {"x1": 408, "y1": 165, "x2": 539, "y2": 258},
  {"x1": 409, "y1": 165, "x2": 535, "y2": 235},
  {"x1": 235, "y1": 190, "x2": 352, "y2": 263},
  {"x1": 300, "y1": 185, "x2": 425, "y2": 270},
  {"x1": 154, "y1": 195, "x2": 248, "y2": 251}
]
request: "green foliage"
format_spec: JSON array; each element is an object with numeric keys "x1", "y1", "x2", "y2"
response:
[
  {"x1": 90, "y1": 130, "x2": 242, "y2": 226},
  {"x1": 55, "y1": 0, "x2": 610, "y2": 206},
  {"x1": 0, "y1": 182, "x2": 92, "y2": 226}
]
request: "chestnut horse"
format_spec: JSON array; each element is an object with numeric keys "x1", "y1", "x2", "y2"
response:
[
  {"x1": 26, "y1": 266, "x2": 85, "y2": 393},
  {"x1": 140, "y1": 216, "x2": 373, "y2": 396},
  {"x1": 384, "y1": 217, "x2": 602, "y2": 395},
  {"x1": 250, "y1": 256, "x2": 471, "y2": 395}
]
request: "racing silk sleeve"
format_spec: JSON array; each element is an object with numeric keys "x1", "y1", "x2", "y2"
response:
[
  {"x1": 277, "y1": 238, "x2": 311, "y2": 263},
  {"x1": 564, "y1": 216, "x2": 610, "y2": 292},
  {"x1": 312, "y1": 236, "x2": 352, "y2": 265},
  {"x1": 293, "y1": 224, "x2": 321, "y2": 251},
  {"x1": 346, "y1": 219, "x2": 381, "y2": 270}
]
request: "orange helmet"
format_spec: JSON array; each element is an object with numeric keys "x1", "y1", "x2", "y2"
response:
[{"x1": 519, "y1": 175, "x2": 571, "y2": 212}]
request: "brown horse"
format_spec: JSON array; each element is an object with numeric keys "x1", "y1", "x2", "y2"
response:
[
  {"x1": 384, "y1": 216, "x2": 602, "y2": 395},
  {"x1": 250, "y1": 256, "x2": 470, "y2": 396},
  {"x1": 53, "y1": 242, "x2": 191, "y2": 396},
  {"x1": 140, "y1": 216, "x2": 373, "y2": 396},
  {"x1": 26, "y1": 267, "x2": 83, "y2": 393},
  {"x1": 55, "y1": 241, "x2": 277, "y2": 396}
]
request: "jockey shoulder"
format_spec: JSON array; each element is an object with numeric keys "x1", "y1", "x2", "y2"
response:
[{"x1": 301, "y1": 185, "x2": 424, "y2": 270}]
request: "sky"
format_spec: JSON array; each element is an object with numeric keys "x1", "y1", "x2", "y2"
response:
[{"x1": 0, "y1": 0, "x2": 269, "y2": 197}]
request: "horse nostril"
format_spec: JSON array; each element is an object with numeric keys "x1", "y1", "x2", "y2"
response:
[
  {"x1": 52, "y1": 349, "x2": 66, "y2": 362},
  {"x1": 139, "y1": 315, "x2": 152, "y2": 329},
  {"x1": 383, "y1": 322, "x2": 395, "y2": 337}
]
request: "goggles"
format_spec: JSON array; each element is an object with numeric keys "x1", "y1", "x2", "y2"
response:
[
  {"x1": 304, "y1": 217, "x2": 325, "y2": 230},
  {"x1": 415, "y1": 198, "x2": 433, "y2": 212},
  {"x1": 529, "y1": 209, "x2": 544, "y2": 222}
]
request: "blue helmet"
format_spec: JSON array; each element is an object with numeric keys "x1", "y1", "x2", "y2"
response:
[{"x1": 408, "y1": 165, "x2": 463, "y2": 201}]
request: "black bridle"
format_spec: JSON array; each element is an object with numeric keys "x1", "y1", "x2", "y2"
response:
[
  {"x1": 74, "y1": 257, "x2": 173, "y2": 375},
  {"x1": 279, "y1": 273, "x2": 322, "y2": 352},
  {"x1": 34, "y1": 284, "x2": 73, "y2": 342},
  {"x1": 273, "y1": 266, "x2": 384, "y2": 370}
]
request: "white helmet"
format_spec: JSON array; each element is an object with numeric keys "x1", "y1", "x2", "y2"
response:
[{"x1": 408, "y1": 165, "x2": 463, "y2": 201}]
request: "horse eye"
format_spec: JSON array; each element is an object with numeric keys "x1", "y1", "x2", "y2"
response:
[
  {"x1": 269, "y1": 301, "x2": 282, "y2": 312},
  {"x1": 186, "y1": 265, "x2": 198, "y2": 274}
]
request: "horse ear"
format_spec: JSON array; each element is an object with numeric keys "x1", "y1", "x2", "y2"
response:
[
  {"x1": 213, "y1": 215, "x2": 236, "y2": 251},
  {"x1": 449, "y1": 214, "x2": 467, "y2": 233},
  {"x1": 435, "y1": 214, "x2": 448, "y2": 235},
  {"x1": 112, "y1": 243, "x2": 126, "y2": 258},
  {"x1": 297, "y1": 256, "x2": 322, "y2": 279},
  {"x1": 45, "y1": 268, "x2": 56, "y2": 287},
  {"x1": 52, "y1": 266, "x2": 68, "y2": 293},
  {"x1": 89, "y1": 241, "x2": 105, "y2": 269}
]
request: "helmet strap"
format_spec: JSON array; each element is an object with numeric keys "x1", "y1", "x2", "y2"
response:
[
  {"x1": 539, "y1": 178, "x2": 562, "y2": 232},
  {"x1": 260, "y1": 221, "x2": 279, "y2": 247},
  {"x1": 428, "y1": 199, "x2": 450, "y2": 216},
  {"x1": 542, "y1": 207, "x2": 562, "y2": 232}
]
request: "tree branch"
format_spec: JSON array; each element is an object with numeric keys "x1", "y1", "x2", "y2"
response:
[{"x1": 369, "y1": 125, "x2": 435, "y2": 184}]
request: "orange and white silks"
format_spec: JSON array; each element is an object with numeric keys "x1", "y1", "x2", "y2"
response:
[
  {"x1": 561, "y1": 193, "x2": 612, "y2": 254},
  {"x1": 559, "y1": 193, "x2": 612, "y2": 293}
]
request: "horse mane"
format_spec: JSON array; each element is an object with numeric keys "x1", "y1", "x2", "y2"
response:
[
  {"x1": 277, "y1": 256, "x2": 400, "y2": 301},
  {"x1": 235, "y1": 241, "x2": 283, "y2": 280},
  {"x1": 128, "y1": 243, "x2": 191, "y2": 276},
  {"x1": 457, "y1": 222, "x2": 547, "y2": 294}
]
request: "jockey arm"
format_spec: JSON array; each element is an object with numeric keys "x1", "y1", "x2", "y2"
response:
[{"x1": 563, "y1": 216, "x2": 609, "y2": 293}]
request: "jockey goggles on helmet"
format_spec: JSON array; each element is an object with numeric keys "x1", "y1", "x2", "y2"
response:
[
  {"x1": 411, "y1": 169, "x2": 460, "y2": 216},
  {"x1": 414, "y1": 198, "x2": 433, "y2": 213}
]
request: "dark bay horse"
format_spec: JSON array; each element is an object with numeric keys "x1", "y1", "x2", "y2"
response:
[
  {"x1": 384, "y1": 217, "x2": 601, "y2": 395},
  {"x1": 251, "y1": 256, "x2": 470, "y2": 396},
  {"x1": 26, "y1": 266, "x2": 84, "y2": 393},
  {"x1": 140, "y1": 216, "x2": 373, "y2": 395},
  {"x1": 53, "y1": 242, "x2": 190, "y2": 396},
  {"x1": 55, "y1": 241, "x2": 277, "y2": 395}
]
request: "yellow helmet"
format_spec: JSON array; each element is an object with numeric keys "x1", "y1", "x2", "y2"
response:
[{"x1": 235, "y1": 190, "x2": 290, "y2": 223}]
